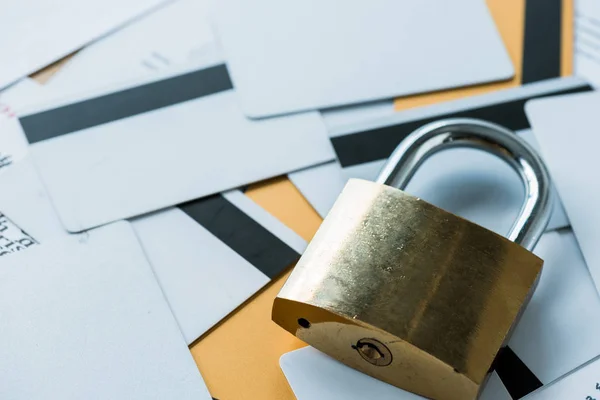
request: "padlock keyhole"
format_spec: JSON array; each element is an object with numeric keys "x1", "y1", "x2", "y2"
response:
[{"x1": 357, "y1": 343, "x2": 383, "y2": 360}]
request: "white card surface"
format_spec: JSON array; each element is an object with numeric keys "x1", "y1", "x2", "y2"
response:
[
  {"x1": 525, "y1": 92, "x2": 600, "y2": 294},
  {"x1": 0, "y1": 160, "x2": 68, "y2": 241},
  {"x1": 0, "y1": 0, "x2": 168, "y2": 89},
  {"x1": 281, "y1": 347, "x2": 511, "y2": 400},
  {"x1": 281, "y1": 347, "x2": 426, "y2": 400},
  {"x1": 507, "y1": 230, "x2": 600, "y2": 387},
  {"x1": 47, "y1": 0, "x2": 217, "y2": 93},
  {"x1": 0, "y1": 78, "x2": 44, "y2": 115},
  {"x1": 0, "y1": 157, "x2": 306, "y2": 344},
  {"x1": 0, "y1": 117, "x2": 27, "y2": 173},
  {"x1": 0, "y1": 221, "x2": 211, "y2": 399},
  {"x1": 290, "y1": 100, "x2": 395, "y2": 218},
  {"x1": 288, "y1": 162, "x2": 346, "y2": 218},
  {"x1": 575, "y1": 0, "x2": 600, "y2": 87},
  {"x1": 0, "y1": 214, "x2": 38, "y2": 257},
  {"x1": 0, "y1": 79, "x2": 44, "y2": 170},
  {"x1": 281, "y1": 229, "x2": 600, "y2": 400},
  {"x1": 320, "y1": 101, "x2": 396, "y2": 132},
  {"x1": 319, "y1": 77, "x2": 595, "y2": 235},
  {"x1": 18, "y1": 60, "x2": 334, "y2": 232},
  {"x1": 523, "y1": 355, "x2": 600, "y2": 399},
  {"x1": 212, "y1": 0, "x2": 513, "y2": 117}
]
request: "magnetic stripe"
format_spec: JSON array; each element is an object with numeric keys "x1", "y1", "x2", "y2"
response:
[
  {"x1": 522, "y1": 0, "x2": 562, "y2": 84},
  {"x1": 493, "y1": 346, "x2": 543, "y2": 399},
  {"x1": 332, "y1": 83, "x2": 593, "y2": 168},
  {"x1": 20, "y1": 64, "x2": 233, "y2": 144},
  {"x1": 178, "y1": 194, "x2": 300, "y2": 279}
]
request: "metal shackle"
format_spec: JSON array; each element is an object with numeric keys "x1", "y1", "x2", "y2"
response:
[{"x1": 376, "y1": 118, "x2": 553, "y2": 251}]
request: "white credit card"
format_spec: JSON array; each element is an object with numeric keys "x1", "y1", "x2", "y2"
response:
[
  {"x1": 525, "y1": 92, "x2": 600, "y2": 295},
  {"x1": 306, "y1": 77, "x2": 595, "y2": 235},
  {"x1": 0, "y1": 157, "x2": 306, "y2": 344},
  {"x1": 0, "y1": 0, "x2": 169, "y2": 89},
  {"x1": 0, "y1": 79, "x2": 44, "y2": 170},
  {"x1": 523, "y1": 355, "x2": 600, "y2": 399},
  {"x1": 281, "y1": 347, "x2": 427, "y2": 400},
  {"x1": 212, "y1": 0, "x2": 513, "y2": 118},
  {"x1": 0, "y1": 214, "x2": 38, "y2": 257},
  {"x1": 0, "y1": 221, "x2": 212, "y2": 400},
  {"x1": 47, "y1": 0, "x2": 217, "y2": 93},
  {"x1": 320, "y1": 101, "x2": 396, "y2": 132},
  {"x1": 288, "y1": 162, "x2": 346, "y2": 218},
  {"x1": 280, "y1": 229, "x2": 600, "y2": 400},
  {"x1": 0, "y1": 117, "x2": 27, "y2": 173},
  {"x1": 281, "y1": 347, "x2": 512, "y2": 400},
  {"x1": 0, "y1": 78, "x2": 44, "y2": 114},
  {"x1": 18, "y1": 59, "x2": 334, "y2": 232}
]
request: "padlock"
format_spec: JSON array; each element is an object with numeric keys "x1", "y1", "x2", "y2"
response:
[{"x1": 272, "y1": 118, "x2": 553, "y2": 400}]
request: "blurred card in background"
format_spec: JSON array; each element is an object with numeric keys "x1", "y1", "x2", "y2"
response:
[
  {"x1": 281, "y1": 229, "x2": 600, "y2": 400},
  {"x1": 47, "y1": 0, "x2": 216, "y2": 92},
  {"x1": 575, "y1": 0, "x2": 600, "y2": 86},
  {"x1": 0, "y1": 157, "x2": 306, "y2": 345},
  {"x1": 393, "y1": 0, "x2": 526, "y2": 110},
  {"x1": 213, "y1": 0, "x2": 513, "y2": 117},
  {"x1": 0, "y1": 221, "x2": 212, "y2": 400},
  {"x1": 0, "y1": 160, "x2": 67, "y2": 240},
  {"x1": 526, "y1": 92, "x2": 600, "y2": 295},
  {"x1": 0, "y1": 0, "x2": 169, "y2": 89},
  {"x1": 18, "y1": 59, "x2": 334, "y2": 232},
  {"x1": 0, "y1": 117, "x2": 26, "y2": 172},
  {"x1": 0, "y1": 79, "x2": 42, "y2": 117},
  {"x1": 394, "y1": 0, "x2": 573, "y2": 111}
]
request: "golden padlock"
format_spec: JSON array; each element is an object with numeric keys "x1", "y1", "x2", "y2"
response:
[{"x1": 272, "y1": 119, "x2": 553, "y2": 400}]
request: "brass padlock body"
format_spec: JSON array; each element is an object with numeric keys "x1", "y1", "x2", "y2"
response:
[{"x1": 273, "y1": 179, "x2": 542, "y2": 400}]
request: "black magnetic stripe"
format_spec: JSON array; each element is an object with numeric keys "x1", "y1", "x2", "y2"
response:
[
  {"x1": 178, "y1": 194, "x2": 300, "y2": 279},
  {"x1": 493, "y1": 346, "x2": 543, "y2": 399},
  {"x1": 20, "y1": 64, "x2": 233, "y2": 144},
  {"x1": 332, "y1": 83, "x2": 593, "y2": 167},
  {"x1": 522, "y1": 0, "x2": 562, "y2": 83}
]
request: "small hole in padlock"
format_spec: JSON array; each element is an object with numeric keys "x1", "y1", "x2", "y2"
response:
[{"x1": 297, "y1": 318, "x2": 311, "y2": 328}]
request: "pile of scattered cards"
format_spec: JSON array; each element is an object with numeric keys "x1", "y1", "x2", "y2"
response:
[{"x1": 1, "y1": 0, "x2": 600, "y2": 399}]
